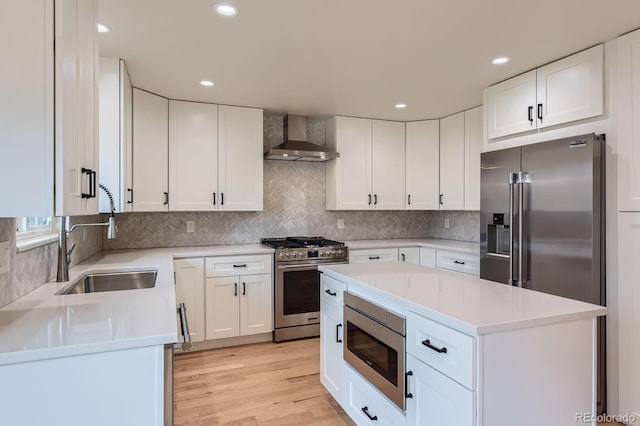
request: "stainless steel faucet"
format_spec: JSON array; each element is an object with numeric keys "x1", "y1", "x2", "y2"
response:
[{"x1": 56, "y1": 185, "x2": 118, "y2": 282}]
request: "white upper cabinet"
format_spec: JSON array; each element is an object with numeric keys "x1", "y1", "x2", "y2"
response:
[
  {"x1": 484, "y1": 44, "x2": 604, "y2": 143},
  {"x1": 218, "y1": 105, "x2": 264, "y2": 211},
  {"x1": 464, "y1": 106, "x2": 482, "y2": 211},
  {"x1": 406, "y1": 120, "x2": 440, "y2": 210},
  {"x1": 99, "y1": 58, "x2": 133, "y2": 213},
  {"x1": 371, "y1": 120, "x2": 405, "y2": 209},
  {"x1": 618, "y1": 29, "x2": 640, "y2": 211},
  {"x1": 0, "y1": 0, "x2": 54, "y2": 217},
  {"x1": 326, "y1": 117, "x2": 405, "y2": 210},
  {"x1": 439, "y1": 112, "x2": 465, "y2": 210},
  {"x1": 485, "y1": 71, "x2": 537, "y2": 140},
  {"x1": 55, "y1": 0, "x2": 99, "y2": 216},
  {"x1": 169, "y1": 101, "x2": 218, "y2": 211},
  {"x1": 132, "y1": 89, "x2": 169, "y2": 212}
]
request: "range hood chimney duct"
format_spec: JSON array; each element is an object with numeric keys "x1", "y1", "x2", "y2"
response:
[{"x1": 264, "y1": 115, "x2": 339, "y2": 162}]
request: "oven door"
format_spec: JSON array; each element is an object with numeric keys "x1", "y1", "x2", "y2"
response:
[
  {"x1": 274, "y1": 262, "x2": 324, "y2": 328},
  {"x1": 344, "y1": 304, "x2": 406, "y2": 410}
]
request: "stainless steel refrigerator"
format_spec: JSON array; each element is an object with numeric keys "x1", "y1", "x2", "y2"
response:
[{"x1": 480, "y1": 133, "x2": 606, "y2": 413}]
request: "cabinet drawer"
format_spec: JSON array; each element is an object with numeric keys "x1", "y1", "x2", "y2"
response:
[
  {"x1": 419, "y1": 247, "x2": 436, "y2": 268},
  {"x1": 349, "y1": 248, "x2": 398, "y2": 264},
  {"x1": 344, "y1": 366, "x2": 406, "y2": 426},
  {"x1": 407, "y1": 312, "x2": 476, "y2": 390},
  {"x1": 321, "y1": 274, "x2": 347, "y2": 310},
  {"x1": 436, "y1": 250, "x2": 479, "y2": 276},
  {"x1": 205, "y1": 254, "x2": 272, "y2": 277}
]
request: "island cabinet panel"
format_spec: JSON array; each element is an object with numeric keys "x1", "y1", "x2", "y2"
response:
[
  {"x1": 481, "y1": 318, "x2": 595, "y2": 426},
  {"x1": 406, "y1": 354, "x2": 475, "y2": 426}
]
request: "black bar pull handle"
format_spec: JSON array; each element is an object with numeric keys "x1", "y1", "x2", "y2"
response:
[
  {"x1": 454, "y1": 260, "x2": 466, "y2": 265},
  {"x1": 213, "y1": 192, "x2": 216, "y2": 205},
  {"x1": 325, "y1": 289, "x2": 337, "y2": 296},
  {"x1": 369, "y1": 256, "x2": 380, "y2": 260},
  {"x1": 401, "y1": 253, "x2": 406, "y2": 262},
  {"x1": 439, "y1": 193, "x2": 444, "y2": 205},
  {"x1": 307, "y1": 316, "x2": 319, "y2": 321},
  {"x1": 537, "y1": 103, "x2": 543, "y2": 122},
  {"x1": 368, "y1": 194, "x2": 372, "y2": 205},
  {"x1": 374, "y1": 194, "x2": 377, "y2": 205},
  {"x1": 408, "y1": 194, "x2": 411, "y2": 205},
  {"x1": 242, "y1": 282, "x2": 246, "y2": 295},
  {"x1": 90, "y1": 170, "x2": 97, "y2": 198},
  {"x1": 127, "y1": 188, "x2": 133, "y2": 204},
  {"x1": 233, "y1": 264, "x2": 247, "y2": 268},
  {"x1": 81, "y1": 168, "x2": 92, "y2": 199},
  {"x1": 221, "y1": 192, "x2": 224, "y2": 205},
  {"x1": 405, "y1": 370, "x2": 413, "y2": 398},
  {"x1": 336, "y1": 323, "x2": 342, "y2": 343},
  {"x1": 163, "y1": 192, "x2": 169, "y2": 205},
  {"x1": 528, "y1": 106, "x2": 534, "y2": 124},
  {"x1": 361, "y1": 407, "x2": 378, "y2": 421},
  {"x1": 422, "y1": 339, "x2": 448, "y2": 354},
  {"x1": 234, "y1": 283, "x2": 238, "y2": 296}
]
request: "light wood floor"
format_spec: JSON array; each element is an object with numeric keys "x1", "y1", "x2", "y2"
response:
[
  {"x1": 174, "y1": 337, "x2": 354, "y2": 425},
  {"x1": 174, "y1": 337, "x2": 622, "y2": 426}
]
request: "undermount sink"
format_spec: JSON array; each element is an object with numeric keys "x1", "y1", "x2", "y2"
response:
[{"x1": 57, "y1": 271, "x2": 158, "y2": 295}]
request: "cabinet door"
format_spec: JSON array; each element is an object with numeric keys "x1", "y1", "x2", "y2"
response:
[
  {"x1": 320, "y1": 301, "x2": 344, "y2": 403},
  {"x1": 239, "y1": 273, "x2": 272, "y2": 336},
  {"x1": 98, "y1": 57, "x2": 120, "y2": 213},
  {"x1": 536, "y1": 45, "x2": 603, "y2": 129},
  {"x1": 55, "y1": 0, "x2": 98, "y2": 216},
  {"x1": 618, "y1": 213, "x2": 640, "y2": 421},
  {"x1": 132, "y1": 88, "x2": 169, "y2": 212},
  {"x1": 618, "y1": 30, "x2": 640, "y2": 211},
  {"x1": 218, "y1": 105, "x2": 263, "y2": 211},
  {"x1": 372, "y1": 120, "x2": 405, "y2": 210},
  {"x1": 464, "y1": 107, "x2": 482, "y2": 211},
  {"x1": 406, "y1": 354, "x2": 475, "y2": 426},
  {"x1": 120, "y1": 60, "x2": 134, "y2": 212},
  {"x1": 399, "y1": 247, "x2": 420, "y2": 265},
  {"x1": 326, "y1": 116, "x2": 372, "y2": 210},
  {"x1": 406, "y1": 120, "x2": 439, "y2": 210},
  {"x1": 485, "y1": 70, "x2": 536, "y2": 139},
  {"x1": 349, "y1": 248, "x2": 398, "y2": 263},
  {"x1": 169, "y1": 101, "x2": 218, "y2": 211},
  {"x1": 0, "y1": 0, "x2": 54, "y2": 217},
  {"x1": 419, "y1": 248, "x2": 436, "y2": 268},
  {"x1": 174, "y1": 258, "x2": 205, "y2": 343},
  {"x1": 439, "y1": 112, "x2": 465, "y2": 210},
  {"x1": 205, "y1": 276, "x2": 240, "y2": 339}
]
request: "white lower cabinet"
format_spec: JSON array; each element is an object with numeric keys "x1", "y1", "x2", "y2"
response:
[
  {"x1": 174, "y1": 258, "x2": 205, "y2": 343},
  {"x1": 205, "y1": 273, "x2": 272, "y2": 340},
  {"x1": 419, "y1": 248, "x2": 436, "y2": 268},
  {"x1": 398, "y1": 247, "x2": 420, "y2": 265},
  {"x1": 436, "y1": 250, "x2": 480, "y2": 276},
  {"x1": 349, "y1": 248, "x2": 399, "y2": 263},
  {"x1": 320, "y1": 301, "x2": 344, "y2": 403},
  {"x1": 406, "y1": 354, "x2": 475, "y2": 426},
  {"x1": 344, "y1": 365, "x2": 406, "y2": 426}
]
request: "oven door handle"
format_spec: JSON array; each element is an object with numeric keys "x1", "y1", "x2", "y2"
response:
[{"x1": 277, "y1": 264, "x2": 321, "y2": 270}]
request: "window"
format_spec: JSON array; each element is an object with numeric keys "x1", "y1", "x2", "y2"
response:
[{"x1": 15, "y1": 217, "x2": 59, "y2": 251}]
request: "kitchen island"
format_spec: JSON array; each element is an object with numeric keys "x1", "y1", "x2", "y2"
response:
[{"x1": 318, "y1": 261, "x2": 606, "y2": 426}]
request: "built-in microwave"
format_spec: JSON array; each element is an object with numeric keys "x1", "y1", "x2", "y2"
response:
[{"x1": 343, "y1": 292, "x2": 406, "y2": 410}]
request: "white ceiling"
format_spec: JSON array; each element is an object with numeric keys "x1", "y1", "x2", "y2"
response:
[{"x1": 99, "y1": 0, "x2": 640, "y2": 121}]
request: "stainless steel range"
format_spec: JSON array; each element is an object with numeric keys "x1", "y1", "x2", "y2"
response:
[{"x1": 261, "y1": 237, "x2": 348, "y2": 342}]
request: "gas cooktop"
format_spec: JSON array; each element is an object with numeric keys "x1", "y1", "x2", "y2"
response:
[{"x1": 260, "y1": 236, "x2": 345, "y2": 249}]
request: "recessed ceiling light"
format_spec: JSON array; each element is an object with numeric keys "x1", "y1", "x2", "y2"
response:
[
  {"x1": 492, "y1": 56, "x2": 510, "y2": 65},
  {"x1": 200, "y1": 80, "x2": 215, "y2": 87},
  {"x1": 214, "y1": 3, "x2": 239, "y2": 17},
  {"x1": 395, "y1": 103, "x2": 407, "y2": 109},
  {"x1": 97, "y1": 23, "x2": 111, "y2": 33}
]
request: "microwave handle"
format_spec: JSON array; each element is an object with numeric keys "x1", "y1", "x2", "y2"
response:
[{"x1": 177, "y1": 303, "x2": 193, "y2": 352}]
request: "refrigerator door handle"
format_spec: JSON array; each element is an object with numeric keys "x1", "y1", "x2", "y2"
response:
[
  {"x1": 509, "y1": 173, "x2": 518, "y2": 286},
  {"x1": 516, "y1": 171, "x2": 531, "y2": 287}
]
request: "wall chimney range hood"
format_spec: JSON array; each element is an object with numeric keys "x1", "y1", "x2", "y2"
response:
[{"x1": 264, "y1": 115, "x2": 339, "y2": 162}]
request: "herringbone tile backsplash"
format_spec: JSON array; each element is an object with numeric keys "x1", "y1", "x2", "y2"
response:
[{"x1": 104, "y1": 114, "x2": 480, "y2": 249}]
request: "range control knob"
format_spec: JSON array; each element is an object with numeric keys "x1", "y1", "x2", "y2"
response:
[
  {"x1": 293, "y1": 252, "x2": 298, "y2": 258},
  {"x1": 279, "y1": 253, "x2": 284, "y2": 259},
  {"x1": 337, "y1": 250, "x2": 343, "y2": 256},
  {"x1": 320, "y1": 251, "x2": 326, "y2": 257},
  {"x1": 285, "y1": 252, "x2": 291, "y2": 258},
  {"x1": 330, "y1": 251, "x2": 337, "y2": 256}
]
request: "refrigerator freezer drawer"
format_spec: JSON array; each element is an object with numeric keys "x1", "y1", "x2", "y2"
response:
[{"x1": 437, "y1": 250, "x2": 480, "y2": 276}]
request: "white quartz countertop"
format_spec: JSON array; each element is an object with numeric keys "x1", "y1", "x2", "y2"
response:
[
  {"x1": 319, "y1": 261, "x2": 606, "y2": 335},
  {"x1": 344, "y1": 238, "x2": 479, "y2": 254},
  {"x1": 0, "y1": 244, "x2": 273, "y2": 366}
]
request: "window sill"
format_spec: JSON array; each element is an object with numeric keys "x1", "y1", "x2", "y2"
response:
[{"x1": 16, "y1": 234, "x2": 58, "y2": 252}]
